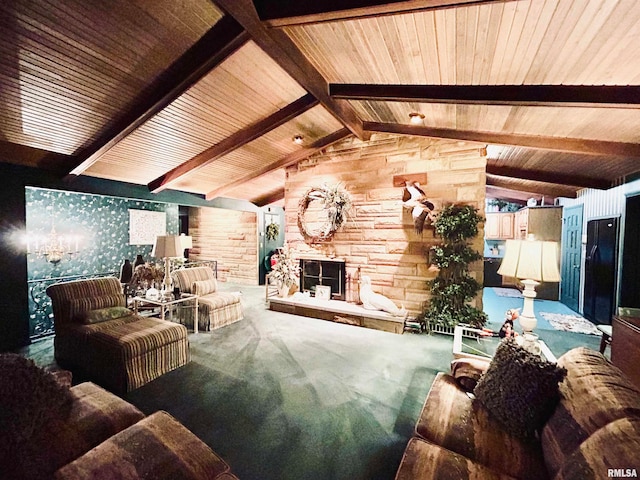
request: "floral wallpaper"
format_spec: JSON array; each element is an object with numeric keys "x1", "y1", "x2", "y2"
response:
[{"x1": 25, "y1": 187, "x2": 179, "y2": 337}]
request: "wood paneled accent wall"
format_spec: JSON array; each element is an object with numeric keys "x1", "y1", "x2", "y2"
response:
[
  {"x1": 188, "y1": 206, "x2": 258, "y2": 284},
  {"x1": 284, "y1": 133, "x2": 487, "y2": 315}
]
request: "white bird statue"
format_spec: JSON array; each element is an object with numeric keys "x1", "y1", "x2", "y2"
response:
[
  {"x1": 359, "y1": 276, "x2": 408, "y2": 317},
  {"x1": 402, "y1": 181, "x2": 435, "y2": 233}
]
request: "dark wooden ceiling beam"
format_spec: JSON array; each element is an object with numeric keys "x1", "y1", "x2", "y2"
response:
[
  {"x1": 253, "y1": 188, "x2": 285, "y2": 207},
  {"x1": 365, "y1": 122, "x2": 640, "y2": 157},
  {"x1": 253, "y1": 0, "x2": 511, "y2": 27},
  {"x1": 331, "y1": 84, "x2": 640, "y2": 108},
  {"x1": 206, "y1": 128, "x2": 351, "y2": 200},
  {"x1": 487, "y1": 174, "x2": 578, "y2": 199},
  {"x1": 149, "y1": 93, "x2": 319, "y2": 193},
  {"x1": 213, "y1": 0, "x2": 367, "y2": 140},
  {"x1": 486, "y1": 165, "x2": 611, "y2": 190},
  {"x1": 68, "y1": 15, "x2": 249, "y2": 177}
]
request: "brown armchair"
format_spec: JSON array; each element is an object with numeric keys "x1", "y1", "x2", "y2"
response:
[{"x1": 46, "y1": 277, "x2": 189, "y2": 392}]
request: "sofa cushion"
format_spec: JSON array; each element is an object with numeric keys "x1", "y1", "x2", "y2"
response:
[
  {"x1": 54, "y1": 411, "x2": 231, "y2": 480},
  {"x1": 450, "y1": 357, "x2": 490, "y2": 392},
  {"x1": 551, "y1": 417, "x2": 640, "y2": 480},
  {"x1": 395, "y1": 437, "x2": 520, "y2": 480},
  {"x1": 415, "y1": 373, "x2": 548, "y2": 480},
  {"x1": 474, "y1": 339, "x2": 566, "y2": 441},
  {"x1": 193, "y1": 278, "x2": 217, "y2": 296},
  {"x1": 200, "y1": 291, "x2": 241, "y2": 309},
  {"x1": 82, "y1": 306, "x2": 133, "y2": 324},
  {"x1": 541, "y1": 348, "x2": 640, "y2": 477}
]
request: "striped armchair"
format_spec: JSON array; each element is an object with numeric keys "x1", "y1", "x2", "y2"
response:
[
  {"x1": 46, "y1": 277, "x2": 189, "y2": 393},
  {"x1": 172, "y1": 266, "x2": 243, "y2": 331}
]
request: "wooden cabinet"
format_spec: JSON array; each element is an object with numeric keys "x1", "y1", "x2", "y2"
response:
[
  {"x1": 611, "y1": 315, "x2": 640, "y2": 389},
  {"x1": 485, "y1": 212, "x2": 514, "y2": 239}
]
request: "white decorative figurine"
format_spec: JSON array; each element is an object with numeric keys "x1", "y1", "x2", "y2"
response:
[{"x1": 359, "y1": 276, "x2": 407, "y2": 317}]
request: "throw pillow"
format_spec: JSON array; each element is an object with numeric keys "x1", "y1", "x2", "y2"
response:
[
  {"x1": 81, "y1": 306, "x2": 133, "y2": 324},
  {"x1": 0, "y1": 354, "x2": 73, "y2": 479},
  {"x1": 68, "y1": 293, "x2": 126, "y2": 320},
  {"x1": 473, "y1": 338, "x2": 567, "y2": 441},
  {"x1": 193, "y1": 279, "x2": 217, "y2": 296}
]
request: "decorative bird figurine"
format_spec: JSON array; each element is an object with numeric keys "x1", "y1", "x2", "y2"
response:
[
  {"x1": 402, "y1": 181, "x2": 435, "y2": 233},
  {"x1": 359, "y1": 276, "x2": 408, "y2": 318}
]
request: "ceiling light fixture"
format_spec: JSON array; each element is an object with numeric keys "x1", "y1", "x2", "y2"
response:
[
  {"x1": 293, "y1": 135, "x2": 304, "y2": 145},
  {"x1": 409, "y1": 112, "x2": 425, "y2": 125}
]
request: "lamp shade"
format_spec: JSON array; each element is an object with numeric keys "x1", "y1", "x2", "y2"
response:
[
  {"x1": 151, "y1": 235, "x2": 184, "y2": 258},
  {"x1": 180, "y1": 234, "x2": 193, "y2": 250},
  {"x1": 498, "y1": 238, "x2": 560, "y2": 282}
]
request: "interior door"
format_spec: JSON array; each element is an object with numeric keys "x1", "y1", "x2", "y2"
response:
[
  {"x1": 561, "y1": 205, "x2": 583, "y2": 312},
  {"x1": 620, "y1": 195, "x2": 640, "y2": 308},
  {"x1": 584, "y1": 218, "x2": 618, "y2": 325}
]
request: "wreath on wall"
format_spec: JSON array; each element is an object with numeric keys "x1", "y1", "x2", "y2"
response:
[
  {"x1": 265, "y1": 222, "x2": 280, "y2": 242},
  {"x1": 297, "y1": 184, "x2": 352, "y2": 243}
]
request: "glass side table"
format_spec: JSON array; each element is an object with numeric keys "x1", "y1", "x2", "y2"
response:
[{"x1": 132, "y1": 293, "x2": 199, "y2": 333}]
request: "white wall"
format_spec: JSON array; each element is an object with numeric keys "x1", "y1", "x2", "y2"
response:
[{"x1": 559, "y1": 179, "x2": 640, "y2": 312}]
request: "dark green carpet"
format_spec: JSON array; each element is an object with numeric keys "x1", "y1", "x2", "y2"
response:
[{"x1": 124, "y1": 286, "x2": 452, "y2": 480}]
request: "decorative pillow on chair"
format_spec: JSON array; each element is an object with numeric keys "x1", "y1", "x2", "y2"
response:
[
  {"x1": 450, "y1": 357, "x2": 491, "y2": 392},
  {"x1": 81, "y1": 306, "x2": 133, "y2": 324},
  {"x1": 193, "y1": 279, "x2": 217, "y2": 296},
  {"x1": 473, "y1": 338, "x2": 567, "y2": 441},
  {"x1": 68, "y1": 293, "x2": 126, "y2": 320}
]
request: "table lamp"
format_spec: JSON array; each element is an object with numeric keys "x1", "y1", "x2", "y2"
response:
[
  {"x1": 498, "y1": 235, "x2": 561, "y2": 332},
  {"x1": 152, "y1": 235, "x2": 184, "y2": 293}
]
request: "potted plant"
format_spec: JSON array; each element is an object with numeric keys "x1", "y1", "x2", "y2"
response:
[
  {"x1": 421, "y1": 204, "x2": 487, "y2": 333},
  {"x1": 269, "y1": 244, "x2": 300, "y2": 297}
]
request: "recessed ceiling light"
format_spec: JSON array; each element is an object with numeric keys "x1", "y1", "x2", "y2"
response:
[
  {"x1": 293, "y1": 135, "x2": 304, "y2": 145},
  {"x1": 409, "y1": 112, "x2": 425, "y2": 125}
]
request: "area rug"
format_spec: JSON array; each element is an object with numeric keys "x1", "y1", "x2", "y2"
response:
[
  {"x1": 492, "y1": 287, "x2": 523, "y2": 298},
  {"x1": 539, "y1": 312, "x2": 602, "y2": 336}
]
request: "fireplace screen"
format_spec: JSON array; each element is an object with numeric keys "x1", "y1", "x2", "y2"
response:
[{"x1": 299, "y1": 259, "x2": 346, "y2": 300}]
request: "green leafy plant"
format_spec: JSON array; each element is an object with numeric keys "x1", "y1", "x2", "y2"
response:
[{"x1": 422, "y1": 204, "x2": 487, "y2": 329}]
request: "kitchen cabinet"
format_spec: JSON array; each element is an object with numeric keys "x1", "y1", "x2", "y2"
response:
[{"x1": 485, "y1": 212, "x2": 514, "y2": 239}]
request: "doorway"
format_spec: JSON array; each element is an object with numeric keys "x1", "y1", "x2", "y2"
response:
[
  {"x1": 561, "y1": 205, "x2": 583, "y2": 312},
  {"x1": 583, "y1": 217, "x2": 619, "y2": 325},
  {"x1": 620, "y1": 194, "x2": 640, "y2": 308}
]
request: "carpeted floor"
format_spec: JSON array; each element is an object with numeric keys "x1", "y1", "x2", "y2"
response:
[{"x1": 18, "y1": 285, "x2": 603, "y2": 480}]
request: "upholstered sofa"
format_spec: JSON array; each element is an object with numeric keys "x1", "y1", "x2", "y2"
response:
[
  {"x1": 0, "y1": 354, "x2": 237, "y2": 480},
  {"x1": 172, "y1": 266, "x2": 243, "y2": 331},
  {"x1": 395, "y1": 347, "x2": 640, "y2": 480},
  {"x1": 46, "y1": 277, "x2": 189, "y2": 393}
]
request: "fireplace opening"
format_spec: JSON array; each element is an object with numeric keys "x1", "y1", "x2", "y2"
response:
[{"x1": 299, "y1": 259, "x2": 346, "y2": 300}]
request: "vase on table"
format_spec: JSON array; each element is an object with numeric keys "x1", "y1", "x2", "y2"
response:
[{"x1": 279, "y1": 283, "x2": 290, "y2": 298}]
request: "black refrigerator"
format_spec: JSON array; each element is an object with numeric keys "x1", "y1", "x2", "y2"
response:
[{"x1": 584, "y1": 217, "x2": 618, "y2": 325}]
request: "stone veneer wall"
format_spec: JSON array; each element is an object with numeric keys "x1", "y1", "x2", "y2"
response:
[
  {"x1": 189, "y1": 206, "x2": 258, "y2": 284},
  {"x1": 284, "y1": 133, "x2": 487, "y2": 315}
]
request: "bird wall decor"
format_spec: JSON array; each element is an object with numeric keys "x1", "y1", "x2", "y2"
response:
[{"x1": 402, "y1": 181, "x2": 436, "y2": 234}]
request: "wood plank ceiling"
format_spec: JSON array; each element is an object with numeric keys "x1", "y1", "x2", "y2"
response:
[{"x1": 1, "y1": 0, "x2": 640, "y2": 207}]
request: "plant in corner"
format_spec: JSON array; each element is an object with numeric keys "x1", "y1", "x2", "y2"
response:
[{"x1": 422, "y1": 204, "x2": 487, "y2": 331}]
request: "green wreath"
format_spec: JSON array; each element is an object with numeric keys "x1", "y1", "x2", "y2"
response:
[{"x1": 265, "y1": 222, "x2": 280, "y2": 242}]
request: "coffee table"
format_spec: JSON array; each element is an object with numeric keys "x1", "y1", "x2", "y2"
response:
[
  {"x1": 132, "y1": 294, "x2": 199, "y2": 333},
  {"x1": 453, "y1": 324, "x2": 556, "y2": 362}
]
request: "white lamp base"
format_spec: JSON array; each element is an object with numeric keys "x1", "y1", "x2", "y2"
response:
[{"x1": 519, "y1": 278, "x2": 539, "y2": 333}]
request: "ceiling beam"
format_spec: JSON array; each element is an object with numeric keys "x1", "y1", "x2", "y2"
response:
[
  {"x1": 206, "y1": 128, "x2": 352, "y2": 200},
  {"x1": 486, "y1": 165, "x2": 611, "y2": 190},
  {"x1": 149, "y1": 93, "x2": 319, "y2": 193},
  {"x1": 331, "y1": 84, "x2": 640, "y2": 108},
  {"x1": 253, "y1": 0, "x2": 511, "y2": 27},
  {"x1": 486, "y1": 175, "x2": 578, "y2": 199},
  {"x1": 365, "y1": 122, "x2": 640, "y2": 157},
  {"x1": 68, "y1": 15, "x2": 249, "y2": 177},
  {"x1": 213, "y1": 0, "x2": 367, "y2": 140},
  {"x1": 253, "y1": 188, "x2": 285, "y2": 207}
]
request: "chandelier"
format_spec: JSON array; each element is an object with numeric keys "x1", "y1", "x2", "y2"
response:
[{"x1": 28, "y1": 204, "x2": 80, "y2": 264}]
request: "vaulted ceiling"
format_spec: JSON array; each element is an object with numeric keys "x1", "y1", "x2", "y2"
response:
[{"x1": 2, "y1": 0, "x2": 640, "y2": 207}]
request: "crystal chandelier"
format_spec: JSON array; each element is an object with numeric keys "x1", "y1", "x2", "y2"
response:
[{"x1": 28, "y1": 203, "x2": 80, "y2": 264}]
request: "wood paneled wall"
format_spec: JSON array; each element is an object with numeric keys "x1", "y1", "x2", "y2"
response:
[
  {"x1": 189, "y1": 206, "x2": 258, "y2": 284},
  {"x1": 284, "y1": 133, "x2": 487, "y2": 315}
]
